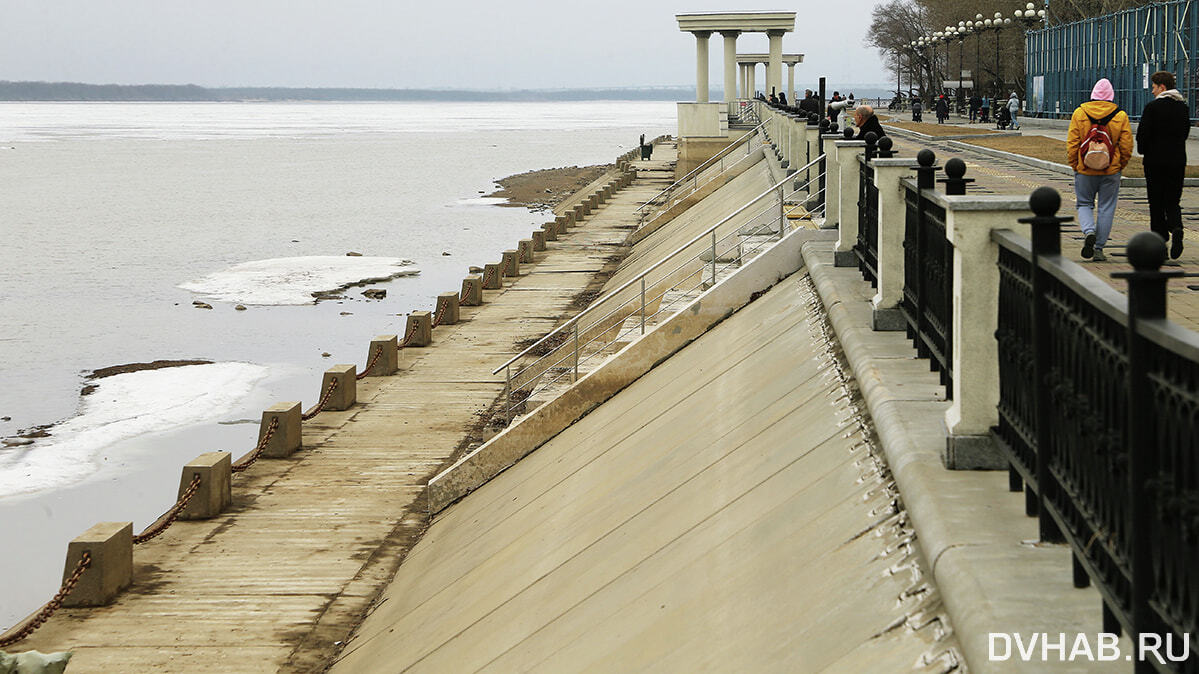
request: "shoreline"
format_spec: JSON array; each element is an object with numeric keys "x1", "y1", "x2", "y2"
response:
[{"x1": 487, "y1": 164, "x2": 610, "y2": 212}]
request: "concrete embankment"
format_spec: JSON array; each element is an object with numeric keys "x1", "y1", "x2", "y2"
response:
[
  {"x1": 8, "y1": 141, "x2": 672, "y2": 672},
  {"x1": 330, "y1": 271, "x2": 960, "y2": 673}
]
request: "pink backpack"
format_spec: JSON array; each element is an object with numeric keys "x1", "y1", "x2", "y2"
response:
[{"x1": 1081, "y1": 109, "x2": 1120, "y2": 170}]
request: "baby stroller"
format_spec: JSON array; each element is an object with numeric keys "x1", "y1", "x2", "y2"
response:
[
  {"x1": 995, "y1": 106, "x2": 1012, "y2": 131},
  {"x1": 911, "y1": 101, "x2": 923, "y2": 122}
]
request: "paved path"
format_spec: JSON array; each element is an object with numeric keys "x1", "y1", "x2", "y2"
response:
[
  {"x1": 15, "y1": 154, "x2": 676, "y2": 673},
  {"x1": 887, "y1": 133, "x2": 1199, "y2": 329}
]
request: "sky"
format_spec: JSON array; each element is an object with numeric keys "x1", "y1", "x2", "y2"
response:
[{"x1": 0, "y1": 1, "x2": 890, "y2": 90}]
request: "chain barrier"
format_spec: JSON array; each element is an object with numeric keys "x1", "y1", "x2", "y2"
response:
[
  {"x1": 399, "y1": 319, "x2": 419, "y2": 348},
  {"x1": 482, "y1": 265, "x2": 497, "y2": 289},
  {"x1": 301, "y1": 378, "x2": 340, "y2": 421},
  {"x1": 0, "y1": 552, "x2": 91, "y2": 649},
  {"x1": 132, "y1": 473, "x2": 202, "y2": 545},
  {"x1": 231, "y1": 416, "x2": 279, "y2": 474},
  {"x1": 460, "y1": 285, "x2": 471, "y2": 303},
  {"x1": 356, "y1": 345, "x2": 384, "y2": 381},
  {"x1": 431, "y1": 299, "x2": 447, "y2": 328}
]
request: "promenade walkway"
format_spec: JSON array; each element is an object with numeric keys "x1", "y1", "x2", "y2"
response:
[
  {"x1": 15, "y1": 152, "x2": 675, "y2": 672},
  {"x1": 884, "y1": 132, "x2": 1199, "y2": 329}
]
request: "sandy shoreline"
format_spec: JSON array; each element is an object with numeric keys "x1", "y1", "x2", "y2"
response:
[{"x1": 487, "y1": 164, "x2": 610, "y2": 212}]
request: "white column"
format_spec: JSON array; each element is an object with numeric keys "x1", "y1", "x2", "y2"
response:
[
  {"x1": 833, "y1": 140, "x2": 866, "y2": 264},
  {"x1": 943, "y1": 198, "x2": 1032, "y2": 469},
  {"x1": 869, "y1": 159, "x2": 920, "y2": 330},
  {"x1": 740, "y1": 64, "x2": 749, "y2": 98},
  {"x1": 787, "y1": 63, "x2": 796, "y2": 104},
  {"x1": 721, "y1": 31, "x2": 739, "y2": 103},
  {"x1": 748, "y1": 64, "x2": 757, "y2": 98},
  {"x1": 694, "y1": 31, "x2": 711, "y2": 103},
  {"x1": 767, "y1": 31, "x2": 784, "y2": 97}
]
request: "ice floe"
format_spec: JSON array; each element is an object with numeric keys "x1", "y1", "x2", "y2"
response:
[
  {"x1": 0, "y1": 362, "x2": 268, "y2": 498},
  {"x1": 179, "y1": 256, "x2": 419, "y2": 305}
]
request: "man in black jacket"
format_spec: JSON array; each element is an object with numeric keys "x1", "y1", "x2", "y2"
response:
[
  {"x1": 1137, "y1": 70, "x2": 1191, "y2": 258},
  {"x1": 853, "y1": 105, "x2": 886, "y2": 140}
]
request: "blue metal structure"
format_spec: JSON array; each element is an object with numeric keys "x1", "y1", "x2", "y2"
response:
[{"x1": 1025, "y1": 0, "x2": 1198, "y2": 120}]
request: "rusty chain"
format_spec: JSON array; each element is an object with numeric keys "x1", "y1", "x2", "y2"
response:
[
  {"x1": 482, "y1": 265, "x2": 497, "y2": 289},
  {"x1": 301, "y1": 377, "x2": 340, "y2": 421},
  {"x1": 431, "y1": 299, "x2": 447, "y2": 328},
  {"x1": 133, "y1": 473, "x2": 202, "y2": 545},
  {"x1": 356, "y1": 344, "x2": 385, "y2": 381},
  {"x1": 0, "y1": 552, "x2": 91, "y2": 649},
  {"x1": 399, "y1": 318, "x2": 419, "y2": 348},
  {"x1": 231, "y1": 415, "x2": 279, "y2": 474}
]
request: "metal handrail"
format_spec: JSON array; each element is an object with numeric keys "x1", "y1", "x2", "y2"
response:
[
  {"x1": 635, "y1": 121, "x2": 767, "y2": 214},
  {"x1": 636, "y1": 147, "x2": 765, "y2": 231},
  {"x1": 493, "y1": 152, "x2": 825, "y2": 376}
]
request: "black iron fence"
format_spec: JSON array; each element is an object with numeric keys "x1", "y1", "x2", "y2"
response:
[
  {"x1": 993, "y1": 187, "x2": 1199, "y2": 670},
  {"x1": 855, "y1": 138, "x2": 879, "y2": 287},
  {"x1": 899, "y1": 150, "x2": 956, "y2": 396}
]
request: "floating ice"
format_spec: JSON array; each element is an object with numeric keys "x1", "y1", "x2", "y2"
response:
[
  {"x1": 179, "y1": 255, "x2": 419, "y2": 305},
  {"x1": 0, "y1": 363, "x2": 269, "y2": 499}
]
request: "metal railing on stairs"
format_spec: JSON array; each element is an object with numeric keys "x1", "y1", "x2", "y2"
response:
[
  {"x1": 493, "y1": 154, "x2": 828, "y2": 422},
  {"x1": 635, "y1": 122, "x2": 767, "y2": 227}
]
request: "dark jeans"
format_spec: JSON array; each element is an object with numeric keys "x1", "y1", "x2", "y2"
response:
[{"x1": 1144, "y1": 162, "x2": 1184, "y2": 239}]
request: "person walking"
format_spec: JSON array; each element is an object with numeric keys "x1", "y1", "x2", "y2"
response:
[
  {"x1": 969, "y1": 93, "x2": 981, "y2": 123},
  {"x1": 1007, "y1": 92, "x2": 1021, "y2": 130},
  {"x1": 1137, "y1": 70, "x2": 1191, "y2": 259},
  {"x1": 1066, "y1": 78, "x2": 1133, "y2": 262},
  {"x1": 935, "y1": 95, "x2": 949, "y2": 124}
]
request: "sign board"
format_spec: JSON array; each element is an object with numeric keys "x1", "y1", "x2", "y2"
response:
[
  {"x1": 1143, "y1": 63, "x2": 1150, "y2": 88},
  {"x1": 960, "y1": 70, "x2": 972, "y2": 78},
  {"x1": 942, "y1": 81, "x2": 975, "y2": 89}
]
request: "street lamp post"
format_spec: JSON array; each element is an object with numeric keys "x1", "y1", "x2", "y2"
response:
[{"x1": 1013, "y1": 2, "x2": 1047, "y2": 110}]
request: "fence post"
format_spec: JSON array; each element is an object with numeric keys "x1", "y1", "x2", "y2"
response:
[
  {"x1": 832, "y1": 138, "x2": 867, "y2": 266},
  {"x1": 1018, "y1": 187, "x2": 1070, "y2": 542},
  {"x1": 869, "y1": 155, "x2": 920, "y2": 330},
  {"x1": 941, "y1": 170, "x2": 1032, "y2": 469},
  {"x1": 804, "y1": 114, "x2": 820, "y2": 190},
  {"x1": 1113, "y1": 230, "x2": 1181, "y2": 648}
]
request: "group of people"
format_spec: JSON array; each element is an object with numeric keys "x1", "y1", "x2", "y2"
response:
[
  {"x1": 919, "y1": 92, "x2": 1020, "y2": 128},
  {"x1": 1069, "y1": 72, "x2": 1189, "y2": 262}
]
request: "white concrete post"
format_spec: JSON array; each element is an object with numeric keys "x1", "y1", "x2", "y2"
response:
[
  {"x1": 767, "y1": 31, "x2": 784, "y2": 97},
  {"x1": 694, "y1": 31, "x2": 711, "y2": 103},
  {"x1": 787, "y1": 63, "x2": 796, "y2": 104},
  {"x1": 942, "y1": 195, "x2": 1032, "y2": 469},
  {"x1": 748, "y1": 63, "x2": 756, "y2": 98},
  {"x1": 833, "y1": 140, "x2": 866, "y2": 265},
  {"x1": 722, "y1": 31, "x2": 739, "y2": 103},
  {"x1": 804, "y1": 123, "x2": 821, "y2": 193},
  {"x1": 822, "y1": 133, "x2": 842, "y2": 224},
  {"x1": 869, "y1": 159, "x2": 920, "y2": 331}
]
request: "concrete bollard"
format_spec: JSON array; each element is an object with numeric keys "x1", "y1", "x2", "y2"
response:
[
  {"x1": 366, "y1": 334, "x2": 399, "y2": 376},
  {"x1": 532, "y1": 229, "x2": 547, "y2": 251},
  {"x1": 178, "y1": 452, "x2": 232, "y2": 520},
  {"x1": 62, "y1": 522, "x2": 133, "y2": 607},
  {"x1": 573, "y1": 203, "x2": 585, "y2": 221},
  {"x1": 518, "y1": 238, "x2": 535, "y2": 263},
  {"x1": 461, "y1": 275, "x2": 483, "y2": 305},
  {"x1": 260, "y1": 402, "x2": 302, "y2": 457},
  {"x1": 556, "y1": 214, "x2": 570, "y2": 231},
  {"x1": 405, "y1": 311, "x2": 433, "y2": 345},
  {"x1": 501, "y1": 250, "x2": 521, "y2": 277},
  {"x1": 322, "y1": 365, "x2": 357, "y2": 411},
  {"x1": 482, "y1": 263, "x2": 503, "y2": 289},
  {"x1": 541, "y1": 222, "x2": 558, "y2": 242},
  {"x1": 565, "y1": 210, "x2": 577, "y2": 227},
  {"x1": 435, "y1": 292, "x2": 460, "y2": 325}
]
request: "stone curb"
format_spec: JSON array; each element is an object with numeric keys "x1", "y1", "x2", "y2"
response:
[
  {"x1": 943, "y1": 139, "x2": 1199, "y2": 188},
  {"x1": 882, "y1": 123, "x2": 1023, "y2": 143},
  {"x1": 802, "y1": 239, "x2": 1127, "y2": 673}
]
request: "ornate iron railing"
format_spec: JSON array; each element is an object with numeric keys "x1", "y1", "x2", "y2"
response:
[
  {"x1": 992, "y1": 188, "x2": 1199, "y2": 670},
  {"x1": 855, "y1": 158, "x2": 879, "y2": 287},
  {"x1": 900, "y1": 178, "x2": 954, "y2": 395}
]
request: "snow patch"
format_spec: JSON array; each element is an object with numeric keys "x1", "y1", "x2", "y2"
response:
[
  {"x1": 180, "y1": 256, "x2": 419, "y2": 305},
  {"x1": 0, "y1": 363, "x2": 269, "y2": 498}
]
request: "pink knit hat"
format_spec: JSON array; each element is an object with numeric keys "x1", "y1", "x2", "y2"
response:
[{"x1": 1091, "y1": 78, "x2": 1115, "y2": 101}]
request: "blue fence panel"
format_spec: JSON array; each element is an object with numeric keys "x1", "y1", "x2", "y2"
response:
[{"x1": 1026, "y1": 0, "x2": 1199, "y2": 120}]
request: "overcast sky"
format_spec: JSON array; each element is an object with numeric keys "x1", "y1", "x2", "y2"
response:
[{"x1": 0, "y1": 1, "x2": 889, "y2": 90}]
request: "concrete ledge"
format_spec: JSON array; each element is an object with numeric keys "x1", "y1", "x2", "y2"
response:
[
  {"x1": 801, "y1": 240, "x2": 1127, "y2": 672},
  {"x1": 882, "y1": 124, "x2": 1022, "y2": 143},
  {"x1": 870, "y1": 306, "x2": 906, "y2": 331},
  {"x1": 943, "y1": 139, "x2": 1199, "y2": 188},
  {"x1": 427, "y1": 227, "x2": 837, "y2": 515}
]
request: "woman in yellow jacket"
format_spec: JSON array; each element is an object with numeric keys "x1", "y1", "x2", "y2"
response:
[{"x1": 1066, "y1": 78, "x2": 1133, "y2": 261}]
